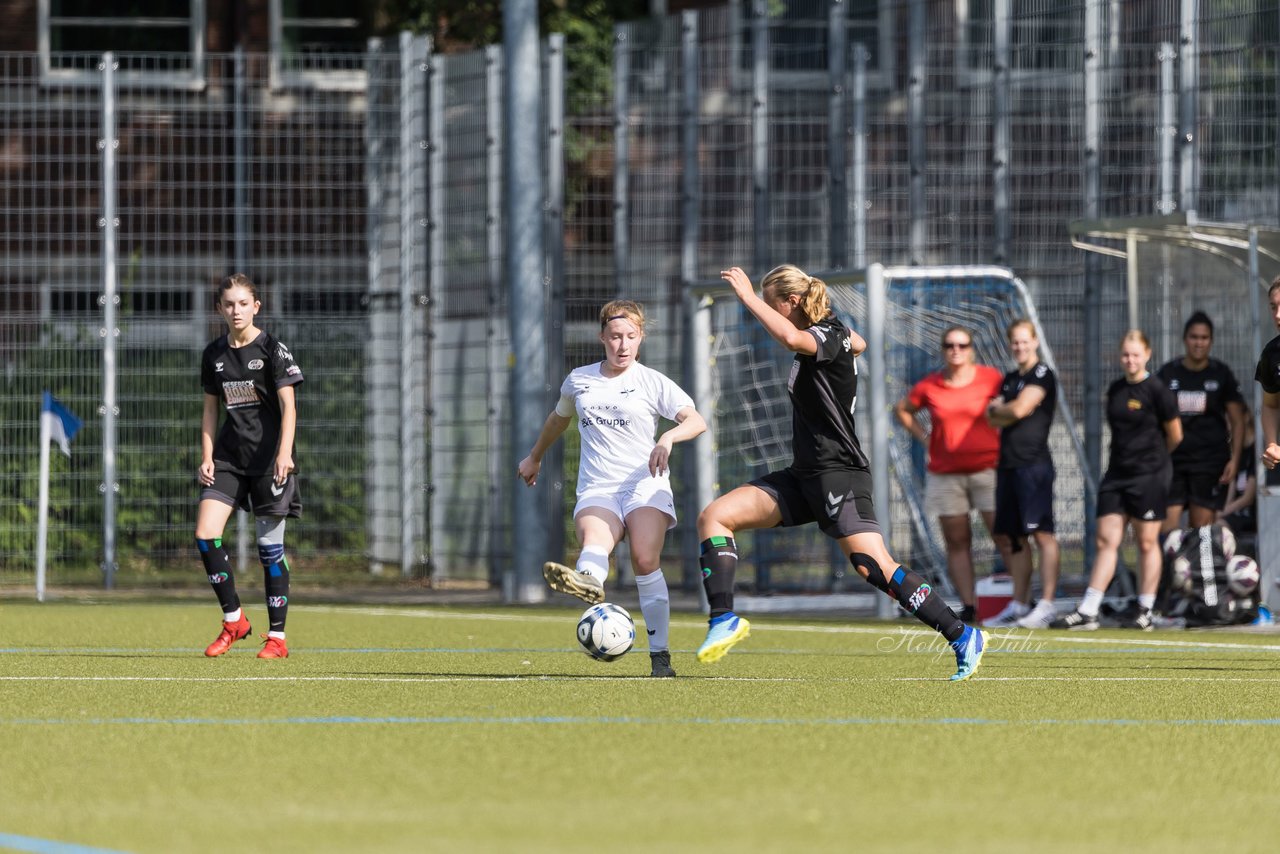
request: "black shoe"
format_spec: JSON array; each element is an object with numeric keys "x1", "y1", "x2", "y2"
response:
[
  {"x1": 1119, "y1": 607, "x2": 1154, "y2": 631},
  {"x1": 958, "y1": 605, "x2": 976, "y2": 624},
  {"x1": 1048, "y1": 609, "x2": 1100, "y2": 631},
  {"x1": 649, "y1": 651, "x2": 676, "y2": 678}
]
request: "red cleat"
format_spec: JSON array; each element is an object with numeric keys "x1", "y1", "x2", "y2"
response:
[
  {"x1": 204, "y1": 613, "x2": 252, "y2": 657},
  {"x1": 257, "y1": 634, "x2": 289, "y2": 659}
]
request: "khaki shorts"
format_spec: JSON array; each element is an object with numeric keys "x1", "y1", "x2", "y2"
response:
[{"x1": 925, "y1": 469, "x2": 996, "y2": 518}]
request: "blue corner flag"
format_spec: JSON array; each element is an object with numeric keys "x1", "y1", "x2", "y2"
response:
[{"x1": 41, "y1": 392, "x2": 82, "y2": 457}]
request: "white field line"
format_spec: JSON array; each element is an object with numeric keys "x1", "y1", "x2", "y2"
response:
[
  {"x1": 298, "y1": 604, "x2": 1280, "y2": 653},
  {"x1": 4, "y1": 673, "x2": 1280, "y2": 685}
]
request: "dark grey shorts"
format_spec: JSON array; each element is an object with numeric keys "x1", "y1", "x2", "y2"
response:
[
  {"x1": 750, "y1": 466, "x2": 881, "y2": 539},
  {"x1": 200, "y1": 468, "x2": 302, "y2": 519}
]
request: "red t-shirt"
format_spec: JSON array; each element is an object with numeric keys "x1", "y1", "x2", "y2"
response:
[{"x1": 907, "y1": 366, "x2": 1003, "y2": 474}]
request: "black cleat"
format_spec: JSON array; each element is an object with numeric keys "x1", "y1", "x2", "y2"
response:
[
  {"x1": 649, "y1": 650, "x2": 676, "y2": 678},
  {"x1": 1049, "y1": 609, "x2": 1100, "y2": 631}
]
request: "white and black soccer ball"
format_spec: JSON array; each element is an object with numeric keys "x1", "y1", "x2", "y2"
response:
[
  {"x1": 1162, "y1": 528, "x2": 1186, "y2": 562},
  {"x1": 1225, "y1": 555, "x2": 1260, "y2": 596},
  {"x1": 1170, "y1": 553, "x2": 1194, "y2": 594},
  {"x1": 576, "y1": 603, "x2": 635, "y2": 662}
]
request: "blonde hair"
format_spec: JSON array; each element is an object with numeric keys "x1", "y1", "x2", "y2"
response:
[
  {"x1": 760, "y1": 264, "x2": 831, "y2": 326},
  {"x1": 1120, "y1": 329, "x2": 1151, "y2": 350},
  {"x1": 1006, "y1": 319, "x2": 1037, "y2": 341},
  {"x1": 599, "y1": 299, "x2": 646, "y2": 333}
]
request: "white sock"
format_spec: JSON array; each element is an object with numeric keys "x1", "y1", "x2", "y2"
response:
[
  {"x1": 1079, "y1": 587, "x2": 1105, "y2": 618},
  {"x1": 634, "y1": 569, "x2": 670, "y2": 652},
  {"x1": 223, "y1": 607, "x2": 242, "y2": 623},
  {"x1": 268, "y1": 631, "x2": 286, "y2": 640},
  {"x1": 1011, "y1": 600, "x2": 1030, "y2": 616},
  {"x1": 1137, "y1": 593, "x2": 1156, "y2": 611},
  {"x1": 576, "y1": 545, "x2": 610, "y2": 584}
]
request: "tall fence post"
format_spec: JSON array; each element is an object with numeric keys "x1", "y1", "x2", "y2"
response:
[
  {"x1": 751, "y1": 0, "x2": 773, "y2": 591},
  {"x1": 1178, "y1": 0, "x2": 1198, "y2": 215},
  {"x1": 1082, "y1": 0, "x2": 1103, "y2": 572},
  {"x1": 867, "y1": 263, "x2": 894, "y2": 617},
  {"x1": 99, "y1": 52, "x2": 119, "y2": 590},
  {"x1": 614, "y1": 24, "x2": 631, "y2": 298},
  {"x1": 485, "y1": 44, "x2": 505, "y2": 585},
  {"x1": 1158, "y1": 43, "x2": 1177, "y2": 364},
  {"x1": 544, "y1": 33, "x2": 567, "y2": 572},
  {"x1": 425, "y1": 45, "x2": 443, "y2": 576},
  {"x1": 505, "y1": 0, "x2": 549, "y2": 603},
  {"x1": 679, "y1": 9, "x2": 708, "y2": 602},
  {"x1": 992, "y1": 0, "x2": 1010, "y2": 265},
  {"x1": 232, "y1": 44, "x2": 250, "y2": 574},
  {"x1": 908, "y1": 0, "x2": 925, "y2": 266},
  {"x1": 851, "y1": 43, "x2": 867, "y2": 270},
  {"x1": 397, "y1": 32, "x2": 423, "y2": 577},
  {"x1": 828, "y1": 0, "x2": 847, "y2": 272}
]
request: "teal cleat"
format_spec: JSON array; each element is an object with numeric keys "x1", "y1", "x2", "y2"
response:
[
  {"x1": 949, "y1": 626, "x2": 987, "y2": 682},
  {"x1": 696, "y1": 613, "x2": 751, "y2": 664}
]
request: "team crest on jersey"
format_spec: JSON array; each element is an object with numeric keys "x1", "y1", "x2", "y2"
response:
[
  {"x1": 1168, "y1": 379, "x2": 1179, "y2": 390},
  {"x1": 1127, "y1": 398, "x2": 1142, "y2": 411},
  {"x1": 1205, "y1": 380, "x2": 1219, "y2": 391},
  {"x1": 248, "y1": 359, "x2": 264, "y2": 370},
  {"x1": 1035, "y1": 364, "x2": 1047, "y2": 378}
]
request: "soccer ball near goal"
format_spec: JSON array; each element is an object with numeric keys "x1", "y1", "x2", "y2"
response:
[
  {"x1": 576, "y1": 603, "x2": 635, "y2": 662},
  {"x1": 1225, "y1": 555, "x2": 1260, "y2": 596}
]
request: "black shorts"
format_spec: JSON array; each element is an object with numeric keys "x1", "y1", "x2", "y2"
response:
[
  {"x1": 1096, "y1": 466, "x2": 1169, "y2": 521},
  {"x1": 200, "y1": 469, "x2": 302, "y2": 518},
  {"x1": 1166, "y1": 466, "x2": 1227, "y2": 511},
  {"x1": 992, "y1": 461, "x2": 1056, "y2": 539},
  {"x1": 750, "y1": 466, "x2": 880, "y2": 539}
]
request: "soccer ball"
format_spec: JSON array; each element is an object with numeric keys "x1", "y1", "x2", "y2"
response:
[
  {"x1": 1225, "y1": 555, "x2": 1260, "y2": 596},
  {"x1": 1216, "y1": 525, "x2": 1237, "y2": 562},
  {"x1": 1169, "y1": 554, "x2": 1194, "y2": 594},
  {"x1": 1162, "y1": 529, "x2": 1186, "y2": 562},
  {"x1": 576, "y1": 603, "x2": 635, "y2": 662}
]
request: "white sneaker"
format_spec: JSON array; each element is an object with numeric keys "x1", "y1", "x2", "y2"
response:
[
  {"x1": 1015, "y1": 599, "x2": 1057, "y2": 629},
  {"x1": 982, "y1": 600, "x2": 1030, "y2": 627}
]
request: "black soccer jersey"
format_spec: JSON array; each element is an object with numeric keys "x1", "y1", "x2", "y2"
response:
[
  {"x1": 1104, "y1": 374, "x2": 1179, "y2": 479},
  {"x1": 1156, "y1": 358, "x2": 1242, "y2": 474},
  {"x1": 201, "y1": 331, "x2": 304, "y2": 476},
  {"x1": 1255, "y1": 335, "x2": 1280, "y2": 395},
  {"x1": 997, "y1": 361, "x2": 1057, "y2": 469},
  {"x1": 787, "y1": 315, "x2": 868, "y2": 473}
]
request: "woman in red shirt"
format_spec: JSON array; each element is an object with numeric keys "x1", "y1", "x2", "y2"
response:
[{"x1": 894, "y1": 326, "x2": 1003, "y2": 622}]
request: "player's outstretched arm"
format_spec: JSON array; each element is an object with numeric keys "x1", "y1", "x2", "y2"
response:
[
  {"x1": 518, "y1": 411, "x2": 572, "y2": 486},
  {"x1": 649, "y1": 405, "x2": 707, "y2": 476}
]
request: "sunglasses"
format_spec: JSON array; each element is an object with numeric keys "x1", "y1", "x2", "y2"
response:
[{"x1": 943, "y1": 341, "x2": 972, "y2": 350}]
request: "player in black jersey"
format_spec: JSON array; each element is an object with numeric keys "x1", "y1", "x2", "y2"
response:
[
  {"x1": 696, "y1": 265, "x2": 987, "y2": 681},
  {"x1": 1052, "y1": 331, "x2": 1181, "y2": 631},
  {"x1": 196, "y1": 274, "x2": 304, "y2": 659},
  {"x1": 984, "y1": 320, "x2": 1060, "y2": 629},
  {"x1": 1156, "y1": 311, "x2": 1244, "y2": 532},
  {"x1": 1255, "y1": 278, "x2": 1280, "y2": 474}
]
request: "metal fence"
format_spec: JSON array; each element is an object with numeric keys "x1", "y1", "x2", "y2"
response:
[{"x1": 1, "y1": 0, "x2": 1278, "y2": 596}]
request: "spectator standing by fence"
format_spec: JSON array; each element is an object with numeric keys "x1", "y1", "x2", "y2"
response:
[
  {"x1": 196, "y1": 274, "x2": 303, "y2": 660},
  {"x1": 1052, "y1": 331, "x2": 1181, "y2": 631},
  {"x1": 983, "y1": 320, "x2": 1061, "y2": 629},
  {"x1": 895, "y1": 326, "x2": 1005, "y2": 623},
  {"x1": 1157, "y1": 312, "x2": 1245, "y2": 533}
]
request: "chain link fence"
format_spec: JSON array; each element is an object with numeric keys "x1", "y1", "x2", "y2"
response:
[{"x1": 2, "y1": 0, "x2": 1278, "y2": 596}]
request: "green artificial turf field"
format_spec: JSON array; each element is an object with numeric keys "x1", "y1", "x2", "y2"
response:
[{"x1": 2, "y1": 601, "x2": 1280, "y2": 853}]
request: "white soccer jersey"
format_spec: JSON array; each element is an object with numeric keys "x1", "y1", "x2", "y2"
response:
[{"x1": 556, "y1": 361, "x2": 694, "y2": 495}]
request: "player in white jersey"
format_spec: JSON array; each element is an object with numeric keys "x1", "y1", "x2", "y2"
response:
[{"x1": 518, "y1": 299, "x2": 706, "y2": 677}]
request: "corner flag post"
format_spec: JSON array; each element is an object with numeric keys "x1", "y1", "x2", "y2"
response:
[{"x1": 36, "y1": 392, "x2": 82, "y2": 602}]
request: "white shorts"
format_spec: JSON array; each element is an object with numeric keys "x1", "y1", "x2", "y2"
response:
[
  {"x1": 925, "y1": 468, "x2": 996, "y2": 518},
  {"x1": 574, "y1": 474, "x2": 677, "y2": 530}
]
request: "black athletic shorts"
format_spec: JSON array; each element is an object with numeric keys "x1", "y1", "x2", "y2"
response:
[
  {"x1": 1166, "y1": 466, "x2": 1227, "y2": 512},
  {"x1": 1096, "y1": 466, "x2": 1169, "y2": 521},
  {"x1": 992, "y1": 461, "x2": 1056, "y2": 539},
  {"x1": 750, "y1": 466, "x2": 881, "y2": 539},
  {"x1": 200, "y1": 468, "x2": 303, "y2": 518}
]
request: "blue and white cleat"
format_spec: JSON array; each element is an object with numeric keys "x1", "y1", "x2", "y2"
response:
[
  {"x1": 949, "y1": 625, "x2": 987, "y2": 682},
  {"x1": 696, "y1": 612, "x2": 751, "y2": 664}
]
